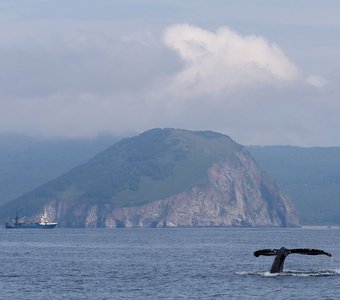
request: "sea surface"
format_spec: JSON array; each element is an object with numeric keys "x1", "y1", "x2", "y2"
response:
[{"x1": 1, "y1": 228, "x2": 340, "y2": 299}]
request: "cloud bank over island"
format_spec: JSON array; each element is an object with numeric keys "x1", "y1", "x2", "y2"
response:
[{"x1": 0, "y1": 1, "x2": 339, "y2": 146}]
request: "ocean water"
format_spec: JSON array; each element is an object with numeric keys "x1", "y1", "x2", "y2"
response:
[{"x1": 1, "y1": 228, "x2": 340, "y2": 299}]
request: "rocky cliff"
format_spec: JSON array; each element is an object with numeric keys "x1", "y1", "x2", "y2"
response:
[{"x1": 0, "y1": 129, "x2": 299, "y2": 227}]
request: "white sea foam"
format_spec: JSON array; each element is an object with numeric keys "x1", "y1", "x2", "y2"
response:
[{"x1": 236, "y1": 269, "x2": 340, "y2": 277}]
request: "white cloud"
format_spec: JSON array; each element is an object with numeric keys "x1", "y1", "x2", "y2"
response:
[
  {"x1": 163, "y1": 24, "x2": 327, "y2": 95},
  {"x1": 305, "y1": 75, "x2": 328, "y2": 88}
]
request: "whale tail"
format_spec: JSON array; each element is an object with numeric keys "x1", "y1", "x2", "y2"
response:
[
  {"x1": 288, "y1": 248, "x2": 332, "y2": 257},
  {"x1": 254, "y1": 248, "x2": 332, "y2": 257},
  {"x1": 254, "y1": 249, "x2": 278, "y2": 257},
  {"x1": 254, "y1": 247, "x2": 331, "y2": 273}
]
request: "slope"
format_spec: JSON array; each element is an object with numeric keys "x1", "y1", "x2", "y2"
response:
[
  {"x1": 0, "y1": 134, "x2": 119, "y2": 206},
  {"x1": 248, "y1": 146, "x2": 340, "y2": 224}
]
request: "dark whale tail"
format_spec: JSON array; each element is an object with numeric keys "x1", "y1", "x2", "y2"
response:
[{"x1": 254, "y1": 247, "x2": 331, "y2": 273}]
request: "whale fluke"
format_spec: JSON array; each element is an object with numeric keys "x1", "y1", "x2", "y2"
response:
[
  {"x1": 254, "y1": 247, "x2": 332, "y2": 273},
  {"x1": 254, "y1": 249, "x2": 278, "y2": 257},
  {"x1": 289, "y1": 248, "x2": 332, "y2": 257}
]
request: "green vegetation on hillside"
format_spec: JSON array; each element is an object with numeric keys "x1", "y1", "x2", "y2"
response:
[
  {"x1": 1, "y1": 131, "x2": 339, "y2": 225},
  {"x1": 248, "y1": 146, "x2": 340, "y2": 225},
  {"x1": 0, "y1": 129, "x2": 241, "y2": 218},
  {"x1": 0, "y1": 134, "x2": 119, "y2": 206}
]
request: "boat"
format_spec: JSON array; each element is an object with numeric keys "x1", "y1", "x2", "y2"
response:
[{"x1": 5, "y1": 214, "x2": 58, "y2": 229}]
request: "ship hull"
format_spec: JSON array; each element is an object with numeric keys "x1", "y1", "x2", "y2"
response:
[{"x1": 5, "y1": 222, "x2": 57, "y2": 229}]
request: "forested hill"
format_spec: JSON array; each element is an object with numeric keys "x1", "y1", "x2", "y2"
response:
[
  {"x1": 0, "y1": 134, "x2": 119, "y2": 206},
  {"x1": 0, "y1": 132, "x2": 339, "y2": 225},
  {"x1": 0, "y1": 129, "x2": 298, "y2": 228}
]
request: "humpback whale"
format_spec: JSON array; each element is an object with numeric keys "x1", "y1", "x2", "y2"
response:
[{"x1": 254, "y1": 247, "x2": 332, "y2": 273}]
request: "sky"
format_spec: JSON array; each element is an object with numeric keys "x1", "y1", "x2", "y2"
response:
[{"x1": 1, "y1": 0, "x2": 340, "y2": 146}]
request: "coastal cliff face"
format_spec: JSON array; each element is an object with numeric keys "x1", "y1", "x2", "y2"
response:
[{"x1": 39, "y1": 149, "x2": 298, "y2": 228}]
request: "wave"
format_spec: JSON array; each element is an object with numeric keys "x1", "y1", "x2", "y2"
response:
[{"x1": 236, "y1": 269, "x2": 340, "y2": 277}]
